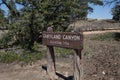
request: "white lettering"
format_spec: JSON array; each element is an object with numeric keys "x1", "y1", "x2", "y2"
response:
[
  {"x1": 43, "y1": 34, "x2": 61, "y2": 39},
  {"x1": 63, "y1": 35, "x2": 80, "y2": 40},
  {"x1": 52, "y1": 34, "x2": 61, "y2": 39},
  {"x1": 63, "y1": 41, "x2": 69, "y2": 46},
  {"x1": 50, "y1": 41, "x2": 62, "y2": 45},
  {"x1": 43, "y1": 34, "x2": 81, "y2": 41}
]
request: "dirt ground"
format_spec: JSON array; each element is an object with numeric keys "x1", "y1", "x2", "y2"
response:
[
  {"x1": 0, "y1": 58, "x2": 74, "y2": 80},
  {"x1": 0, "y1": 31, "x2": 120, "y2": 80},
  {"x1": 83, "y1": 32, "x2": 120, "y2": 80}
]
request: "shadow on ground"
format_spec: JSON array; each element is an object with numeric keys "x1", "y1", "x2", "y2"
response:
[
  {"x1": 42, "y1": 65, "x2": 73, "y2": 80},
  {"x1": 114, "y1": 32, "x2": 120, "y2": 41}
]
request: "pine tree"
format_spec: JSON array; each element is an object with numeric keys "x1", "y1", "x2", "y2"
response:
[
  {"x1": 104, "y1": 0, "x2": 120, "y2": 21},
  {"x1": 112, "y1": 4, "x2": 120, "y2": 21},
  {"x1": 0, "y1": 0, "x2": 103, "y2": 50},
  {"x1": 0, "y1": 9, "x2": 7, "y2": 28}
]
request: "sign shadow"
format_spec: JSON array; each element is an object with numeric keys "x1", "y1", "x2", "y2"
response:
[{"x1": 42, "y1": 65, "x2": 73, "y2": 80}]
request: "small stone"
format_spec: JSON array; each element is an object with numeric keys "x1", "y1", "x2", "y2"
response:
[
  {"x1": 65, "y1": 72, "x2": 68, "y2": 77},
  {"x1": 102, "y1": 71, "x2": 106, "y2": 75},
  {"x1": 114, "y1": 63, "x2": 117, "y2": 65},
  {"x1": 92, "y1": 74, "x2": 97, "y2": 77}
]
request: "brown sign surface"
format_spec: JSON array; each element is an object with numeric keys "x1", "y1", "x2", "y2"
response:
[{"x1": 42, "y1": 32, "x2": 83, "y2": 49}]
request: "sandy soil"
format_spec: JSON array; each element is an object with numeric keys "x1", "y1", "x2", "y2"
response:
[{"x1": 0, "y1": 58, "x2": 74, "y2": 80}]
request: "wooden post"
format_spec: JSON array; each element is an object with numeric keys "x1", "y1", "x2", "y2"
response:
[
  {"x1": 74, "y1": 49, "x2": 82, "y2": 80},
  {"x1": 42, "y1": 27, "x2": 83, "y2": 80},
  {"x1": 73, "y1": 28, "x2": 83, "y2": 80},
  {"x1": 46, "y1": 27, "x2": 57, "y2": 80}
]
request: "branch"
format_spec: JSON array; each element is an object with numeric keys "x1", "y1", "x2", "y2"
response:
[
  {"x1": 104, "y1": 0, "x2": 120, "y2": 6},
  {"x1": 2, "y1": 0, "x2": 19, "y2": 17}
]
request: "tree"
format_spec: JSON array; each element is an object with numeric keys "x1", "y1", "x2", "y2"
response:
[
  {"x1": 112, "y1": 4, "x2": 120, "y2": 21},
  {"x1": 104, "y1": 0, "x2": 120, "y2": 21},
  {"x1": 0, "y1": 9, "x2": 7, "y2": 28},
  {"x1": 0, "y1": 0, "x2": 103, "y2": 50},
  {"x1": 104, "y1": 0, "x2": 120, "y2": 5}
]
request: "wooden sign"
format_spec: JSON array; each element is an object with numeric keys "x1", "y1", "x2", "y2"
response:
[
  {"x1": 42, "y1": 27, "x2": 83, "y2": 80},
  {"x1": 42, "y1": 32, "x2": 83, "y2": 50}
]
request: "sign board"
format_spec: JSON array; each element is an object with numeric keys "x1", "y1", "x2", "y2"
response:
[{"x1": 42, "y1": 32, "x2": 83, "y2": 50}]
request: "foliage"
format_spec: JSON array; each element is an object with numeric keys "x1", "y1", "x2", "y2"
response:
[
  {"x1": 0, "y1": 0, "x2": 103, "y2": 50},
  {"x1": 104, "y1": 0, "x2": 120, "y2": 21},
  {"x1": 0, "y1": 51, "x2": 19, "y2": 63},
  {"x1": 32, "y1": 42, "x2": 39, "y2": 51},
  {"x1": 112, "y1": 4, "x2": 120, "y2": 21},
  {"x1": 0, "y1": 51, "x2": 45, "y2": 64},
  {"x1": 0, "y1": 33, "x2": 13, "y2": 48},
  {"x1": 0, "y1": 9, "x2": 8, "y2": 28},
  {"x1": 91, "y1": 32, "x2": 120, "y2": 41},
  {"x1": 104, "y1": 0, "x2": 120, "y2": 5},
  {"x1": 19, "y1": 52, "x2": 44, "y2": 65}
]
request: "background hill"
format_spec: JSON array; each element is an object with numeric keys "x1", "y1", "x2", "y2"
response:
[{"x1": 70, "y1": 19, "x2": 120, "y2": 31}]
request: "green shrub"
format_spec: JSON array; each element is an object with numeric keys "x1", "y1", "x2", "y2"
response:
[
  {"x1": 91, "y1": 32, "x2": 120, "y2": 41},
  {"x1": 0, "y1": 33, "x2": 12, "y2": 48},
  {"x1": 0, "y1": 50, "x2": 45, "y2": 64},
  {"x1": 32, "y1": 42, "x2": 39, "y2": 50},
  {"x1": 0, "y1": 52, "x2": 19, "y2": 63},
  {"x1": 19, "y1": 52, "x2": 44, "y2": 64}
]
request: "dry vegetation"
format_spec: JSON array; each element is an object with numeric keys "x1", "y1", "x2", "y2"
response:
[
  {"x1": 70, "y1": 19, "x2": 120, "y2": 31},
  {"x1": 83, "y1": 33, "x2": 120, "y2": 80},
  {"x1": 0, "y1": 20, "x2": 120, "y2": 80}
]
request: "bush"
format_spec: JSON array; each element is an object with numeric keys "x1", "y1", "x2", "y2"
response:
[
  {"x1": 0, "y1": 33, "x2": 12, "y2": 48},
  {"x1": 91, "y1": 32, "x2": 120, "y2": 41},
  {"x1": 0, "y1": 51, "x2": 45, "y2": 64},
  {"x1": 19, "y1": 52, "x2": 44, "y2": 64},
  {"x1": 0, "y1": 52, "x2": 19, "y2": 63}
]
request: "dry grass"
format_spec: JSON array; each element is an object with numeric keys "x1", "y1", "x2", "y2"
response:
[
  {"x1": 83, "y1": 33, "x2": 120, "y2": 80},
  {"x1": 70, "y1": 20, "x2": 120, "y2": 31}
]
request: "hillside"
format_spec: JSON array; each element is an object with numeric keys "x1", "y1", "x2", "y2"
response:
[{"x1": 70, "y1": 19, "x2": 120, "y2": 31}]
